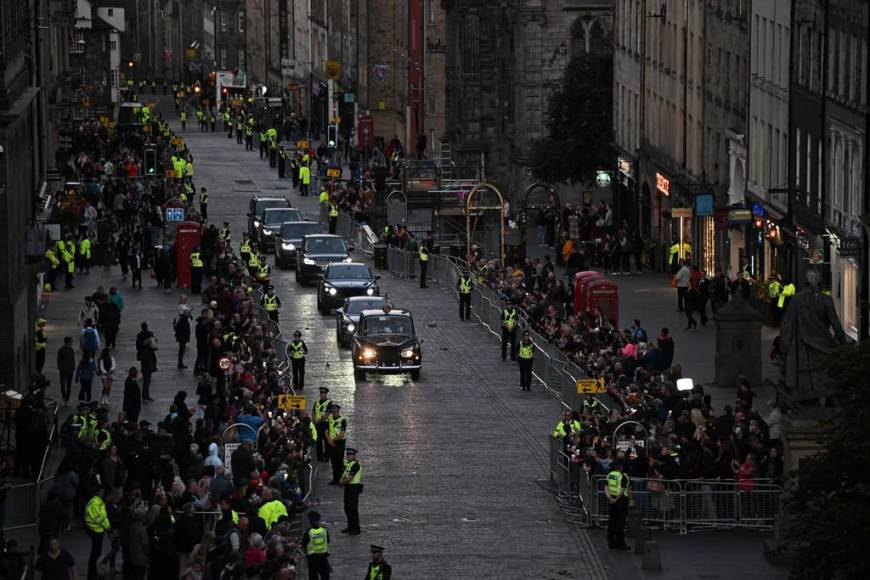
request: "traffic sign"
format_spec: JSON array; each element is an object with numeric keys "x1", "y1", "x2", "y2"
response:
[
  {"x1": 218, "y1": 357, "x2": 231, "y2": 370},
  {"x1": 297, "y1": 139, "x2": 310, "y2": 150},
  {"x1": 576, "y1": 378, "x2": 605, "y2": 394},
  {"x1": 326, "y1": 168, "x2": 341, "y2": 178},
  {"x1": 277, "y1": 394, "x2": 306, "y2": 410},
  {"x1": 165, "y1": 207, "x2": 185, "y2": 222}
]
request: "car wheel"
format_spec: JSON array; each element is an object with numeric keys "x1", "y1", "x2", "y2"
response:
[
  {"x1": 410, "y1": 369, "x2": 421, "y2": 381},
  {"x1": 354, "y1": 369, "x2": 366, "y2": 381}
]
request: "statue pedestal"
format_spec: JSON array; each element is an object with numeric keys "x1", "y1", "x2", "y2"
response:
[{"x1": 714, "y1": 293, "x2": 762, "y2": 387}]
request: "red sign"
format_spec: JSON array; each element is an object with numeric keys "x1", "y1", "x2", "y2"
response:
[
  {"x1": 656, "y1": 172, "x2": 671, "y2": 196},
  {"x1": 218, "y1": 357, "x2": 231, "y2": 370}
]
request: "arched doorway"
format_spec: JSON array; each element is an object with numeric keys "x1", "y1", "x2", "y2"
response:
[
  {"x1": 386, "y1": 190, "x2": 407, "y2": 227},
  {"x1": 520, "y1": 182, "x2": 560, "y2": 259},
  {"x1": 466, "y1": 183, "x2": 506, "y2": 265}
]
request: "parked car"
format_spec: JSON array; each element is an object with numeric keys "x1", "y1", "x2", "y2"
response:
[
  {"x1": 275, "y1": 221, "x2": 322, "y2": 268},
  {"x1": 295, "y1": 234, "x2": 350, "y2": 285}
]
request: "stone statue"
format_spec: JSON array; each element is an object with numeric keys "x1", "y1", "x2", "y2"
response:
[{"x1": 779, "y1": 270, "x2": 847, "y2": 400}]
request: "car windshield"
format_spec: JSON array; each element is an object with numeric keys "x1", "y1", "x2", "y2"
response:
[
  {"x1": 305, "y1": 237, "x2": 347, "y2": 254},
  {"x1": 326, "y1": 265, "x2": 372, "y2": 280},
  {"x1": 345, "y1": 299, "x2": 385, "y2": 315},
  {"x1": 363, "y1": 315, "x2": 412, "y2": 336},
  {"x1": 255, "y1": 200, "x2": 288, "y2": 215},
  {"x1": 281, "y1": 222, "x2": 321, "y2": 240},
  {"x1": 264, "y1": 208, "x2": 301, "y2": 224}
]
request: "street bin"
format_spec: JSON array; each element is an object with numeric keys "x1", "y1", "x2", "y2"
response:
[
  {"x1": 175, "y1": 221, "x2": 202, "y2": 289},
  {"x1": 373, "y1": 242, "x2": 388, "y2": 270}
]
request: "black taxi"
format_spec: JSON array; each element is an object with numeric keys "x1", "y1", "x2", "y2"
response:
[{"x1": 352, "y1": 305, "x2": 422, "y2": 381}]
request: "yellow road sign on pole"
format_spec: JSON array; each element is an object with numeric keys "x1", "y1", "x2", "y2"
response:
[
  {"x1": 576, "y1": 378, "x2": 605, "y2": 394},
  {"x1": 277, "y1": 394, "x2": 307, "y2": 410}
]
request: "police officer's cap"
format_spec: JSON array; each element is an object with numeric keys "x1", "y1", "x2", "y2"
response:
[
  {"x1": 319, "y1": 387, "x2": 330, "y2": 394},
  {"x1": 308, "y1": 510, "x2": 321, "y2": 523},
  {"x1": 370, "y1": 545, "x2": 385, "y2": 553},
  {"x1": 259, "y1": 255, "x2": 267, "y2": 260},
  {"x1": 78, "y1": 402, "x2": 89, "y2": 410},
  {"x1": 36, "y1": 318, "x2": 47, "y2": 326},
  {"x1": 612, "y1": 459, "x2": 624, "y2": 469},
  {"x1": 293, "y1": 330, "x2": 301, "y2": 337},
  {"x1": 345, "y1": 447, "x2": 357, "y2": 455},
  {"x1": 328, "y1": 403, "x2": 341, "y2": 411}
]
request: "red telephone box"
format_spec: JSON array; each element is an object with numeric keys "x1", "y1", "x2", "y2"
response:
[
  {"x1": 175, "y1": 221, "x2": 202, "y2": 289},
  {"x1": 584, "y1": 279, "x2": 619, "y2": 326},
  {"x1": 357, "y1": 115, "x2": 374, "y2": 151},
  {"x1": 573, "y1": 271, "x2": 604, "y2": 314}
]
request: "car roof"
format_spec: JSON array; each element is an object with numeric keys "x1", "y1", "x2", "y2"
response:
[
  {"x1": 281, "y1": 220, "x2": 319, "y2": 227},
  {"x1": 264, "y1": 207, "x2": 298, "y2": 212},
  {"x1": 359, "y1": 308, "x2": 412, "y2": 318},
  {"x1": 347, "y1": 296, "x2": 386, "y2": 302},
  {"x1": 252, "y1": 196, "x2": 288, "y2": 202},
  {"x1": 326, "y1": 261, "x2": 368, "y2": 268},
  {"x1": 303, "y1": 233, "x2": 342, "y2": 239}
]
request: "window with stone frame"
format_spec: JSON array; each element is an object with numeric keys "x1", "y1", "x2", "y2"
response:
[
  {"x1": 462, "y1": 14, "x2": 480, "y2": 76},
  {"x1": 524, "y1": 22, "x2": 542, "y2": 83}
]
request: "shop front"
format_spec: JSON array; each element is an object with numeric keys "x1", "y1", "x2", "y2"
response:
[
  {"x1": 827, "y1": 233, "x2": 862, "y2": 340},
  {"x1": 614, "y1": 154, "x2": 636, "y2": 232},
  {"x1": 746, "y1": 201, "x2": 789, "y2": 281}
]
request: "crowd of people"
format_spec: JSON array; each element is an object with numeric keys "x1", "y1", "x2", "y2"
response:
[{"x1": 19, "y1": 83, "x2": 397, "y2": 580}]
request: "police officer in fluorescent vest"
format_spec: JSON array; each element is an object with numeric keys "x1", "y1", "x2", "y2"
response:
[
  {"x1": 256, "y1": 254, "x2": 271, "y2": 285},
  {"x1": 218, "y1": 221, "x2": 231, "y2": 243},
  {"x1": 366, "y1": 544, "x2": 392, "y2": 580},
  {"x1": 517, "y1": 331, "x2": 534, "y2": 391},
  {"x1": 418, "y1": 244, "x2": 429, "y2": 289},
  {"x1": 190, "y1": 246, "x2": 204, "y2": 294},
  {"x1": 552, "y1": 409, "x2": 581, "y2": 440},
  {"x1": 457, "y1": 271, "x2": 473, "y2": 320},
  {"x1": 340, "y1": 447, "x2": 363, "y2": 535},
  {"x1": 239, "y1": 233, "x2": 253, "y2": 264},
  {"x1": 581, "y1": 393, "x2": 602, "y2": 416},
  {"x1": 199, "y1": 187, "x2": 208, "y2": 221},
  {"x1": 247, "y1": 243, "x2": 261, "y2": 276},
  {"x1": 327, "y1": 201, "x2": 339, "y2": 233},
  {"x1": 84, "y1": 490, "x2": 111, "y2": 579},
  {"x1": 302, "y1": 510, "x2": 330, "y2": 579},
  {"x1": 312, "y1": 387, "x2": 332, "y2": 462},
  {"x1": 605, "y1": 459, "x2": 631, "y2": 550},
  {"x1": 289, "y1": 330, "x2": 309, "y2": 389},
  {"x1": 34, "y1": 318, "x2": 48, "y2": 374},
  {"x1": 327, "y1": 404, "x2": 347, "y2": 485},
  {"x1": 501, "y1": 303, "x2": 519, "y2": 361},
  {"x1": 261, "y1": 285, "x2": 281, "y2": 323}
]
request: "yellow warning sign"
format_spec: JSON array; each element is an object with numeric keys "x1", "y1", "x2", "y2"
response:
[
  {"x1": 326, "y1": 168, "x2": 341, "y2": 178},
  {"x1": 576, "y1": 378, "x2": 605, "y2": 394},
  {"x1": 297, "y1": 139, "x2": 310, "y2": 150},
  {"x1": 277, "y1": 394, "x2": 307, "y2": 410}
]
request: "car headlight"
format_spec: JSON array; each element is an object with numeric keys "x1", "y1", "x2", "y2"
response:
[
  {"x1": 264, "y1": 229, "x2": 273, "y2": 236},
  {"x1": 366, "y1": 287, "x2": 375, "y2": 296},
  {"x1": 303, "y1": 257, "x2": 315, "y2": 265},
  {"x1": 253, "y1": 220, "x2": 261, "y2": 227},
  {"x1": 345, "y1": 323, "x2": 355, "y2": 332},
  {"x1": 361, "y1": 348, "x2": 377, "y2": 359},
  {"x1": 327, "y1": 287, "x2": 337, "y2": 296},
  {"x1": 342, "y1": 257, "x2": 352, "y2": 263},
  {"x1": 281, "y1": 242, "x2": 296, "y2": 251},
  {"x1": 400, "y1": 348, "x2": 416, "y2": 358}
]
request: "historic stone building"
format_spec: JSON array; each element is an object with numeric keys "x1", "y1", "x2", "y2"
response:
[{"x1": 444, "y1": 0, "x2": 614, "y2": 190}]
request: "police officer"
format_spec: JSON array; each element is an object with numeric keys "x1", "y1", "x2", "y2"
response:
[
  {"x1": 500, "y1": 302, "x2": 519, "y2": 361},
  {"x1": 84, "y1": 489, "x2": 111, "y2": 580},
  {"x1": 247, "y1": 243, "x2": 261, "y2": 277},
  {"x1": 199, "y1": 187, "x2": 208, "y2": 221},
  {"x1": 327, "y1": 202, "x2": 339, "y2": 233},
  {"x1": 551, "y1": 409, "x2": 581, "y2": 441},
  {"x1": 236, "y1": 116, "x2": 244, "y2": 145},
  {"x1": 366, "y1": 545, "x2": 392, "y2": 579},
  {"x1": 302, "y1": 510, "x2": 330, "y2": 579},
  {"x1": 245, "y1": 121, "x2": 254, "y2": 151},
  {"x1": 69, "y1": 402, "x2": 90, "y2": 441},
  {"x1": 340, "y1": 447, "x2": 362, "y2": 535},
  {"x1": 517, "y1": 331, "x2": 534, "y2": 391},
  {"x1": 34, "y1": 318, "x2": 48, "y2": 374},
  {"x1": 457, "y1": 270, "x2": 473, "y2": 320},
  {"x1": 256, "y1": 254, "x2": 271, "y2": 286},
  {"x1": 239, "y1": 233, "x2": 253, "y2": 266},
  {"x1": 326, "y1": 404, "x2": 347, "y2": 485},
  {"x1": 209, "y1": 109, "x2": 216, "y2": 132},
  {"x1": 299, "y1": 161, "x2": 311, "y2": 196},
  {"x1": 606, "y1": 460, "x2": 631, "y2": 550},
  {"x1": 218, "y1": 221, "x2": 231, "y2": 244},
  {"x1": 44, "y1": 245, "x2": 60, "y2": 291},
  {"x1": 190, "y1": 246, "x2": 204, "y2": 294},
  {"x1": 180, "y1": 109, "x2": 188, "y2": 130},
  {"x1": 581, "y1": 393, "x2": 602, "y2": 415},
  {"x1": 418, "y1": 244, "x2": 429, "y2": 288},
  {"x1": 277, "y1": 146, "x2": 287, "y2": 178},
  {"x1": 261, "y1": 285, "x2": 281, "y2": 323},
  {"x1": 312, "y1": 387, "x2": 332, "y2": 462},
  {"x1": 289, "y1": 330, "x2": 308, "y2": 389}
]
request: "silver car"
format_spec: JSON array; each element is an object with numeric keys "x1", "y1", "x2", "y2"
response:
[{"x1": 335, "y1": 296, "x2": 388, "y2": 347}]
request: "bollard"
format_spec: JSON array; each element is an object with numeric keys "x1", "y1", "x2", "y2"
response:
[
  {"x1": 627, "y1": 510, "x2": 642, "y2": 539},
  {"x1": 634, "y1": 528, "x2": 651, "y2": 555},
  {"x1": 642, "y1": 541, "x2": 662, "y2": 572}
]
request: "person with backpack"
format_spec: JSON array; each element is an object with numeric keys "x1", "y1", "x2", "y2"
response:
[
  {"x1": 80, "y1": 319, "x2": 101, "y2": 358},
  {"x1": 75, "y1": 354, "x2": 99, "y2": 403},
  {"x1": 173, "y1": 312, "x2": 191, "y2": 370}
]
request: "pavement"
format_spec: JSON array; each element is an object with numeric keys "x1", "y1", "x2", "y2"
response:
[{"x1": 6, "y1": 96, "x2": 789, "y2": 579}]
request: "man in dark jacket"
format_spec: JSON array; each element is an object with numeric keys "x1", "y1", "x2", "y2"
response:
[
  {"x1": 101, "y1": 300, "x2": 121, "y2": 349},
  {"x1": 194, "y1": 313, "x2": 211, "y2": 375},
  {"x1": 123, "y1": 368, "x2": 142, "y2": 422},
  {"x1": 37, "y1": 490, "x2": 65, "y2": 554},
  {"x1": 657, "y1": 328, "x2": 675, "y2": 369},
  {"x1": 174, "y1": 313, "x2": 191, "y2": 370},
  {"x1": 57, "y1": 337, "x2": 77, "y2": 403},
  {"x1": 230, "y1": 440, "x2": 255, "y2": 490},
  {"x1": 174, "y1": 503, "x2": 204, "y2": 574}
]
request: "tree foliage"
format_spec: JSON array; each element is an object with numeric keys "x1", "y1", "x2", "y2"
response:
[
  {"x1": 784, "y1": 342, "x2": 870, "y2": 579},
  {"x1": 528, "y1": 51, "x2": 613, "y2": 185}
]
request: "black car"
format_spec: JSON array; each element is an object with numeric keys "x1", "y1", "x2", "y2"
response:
[
  {"x1": 317, "y1": 263, "x2": 380, "y2": 314},
  {"x1": 247, "y1": 196, "x2": 291, "y2": 238},
  {"x1": 295, "y1": 234, "x2": 350, "y2": 285},
  {"x1": 353, "y1": 306, "x2": 422, "y2": 381},
  {"x1": 256, "y1": 207, "x2": 303, "y2": 250},
  {"x1": 336, "y1": 296, "x2": 389, "y2": 347},
  {"x1": 275, "y1": 221, "x2": 322, "y2": 268}
]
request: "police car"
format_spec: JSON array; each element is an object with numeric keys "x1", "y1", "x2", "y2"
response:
[{"x1": 352, "y1": 305, "x2": 422, "y2": 381}]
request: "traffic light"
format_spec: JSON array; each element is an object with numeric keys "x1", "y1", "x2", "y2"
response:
[
  {"x1": 144, "y1": 147, "x2": 157, "y2": 175},
  {"x1": 327, "y1": 125, "x2": 337, "y2": 148}
]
